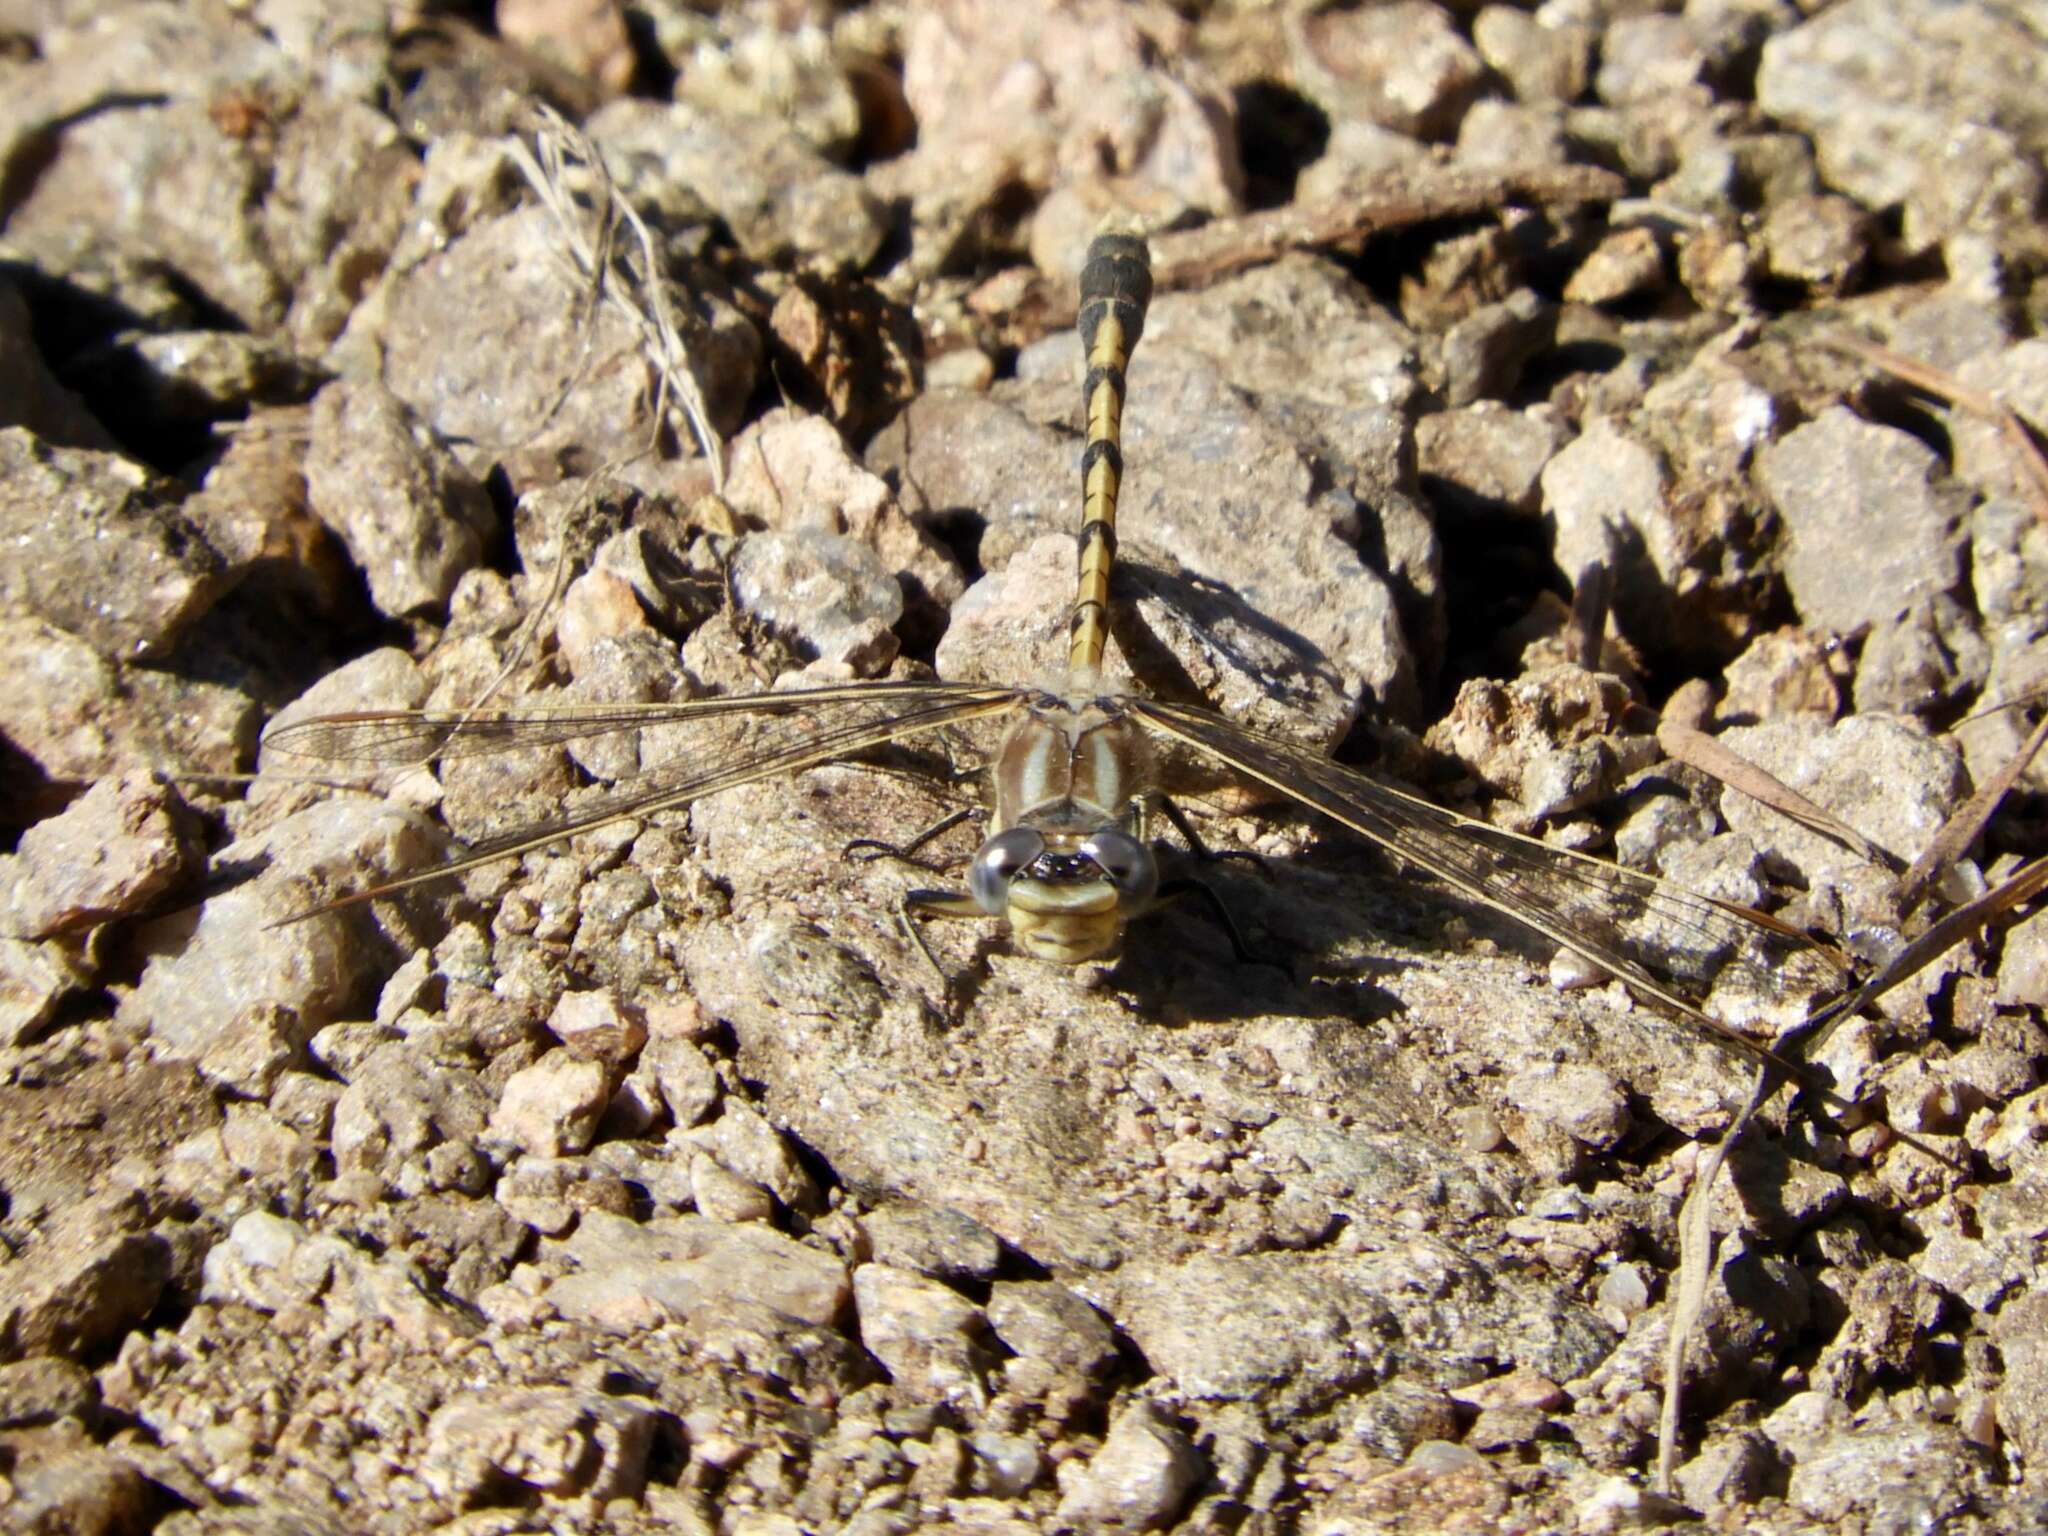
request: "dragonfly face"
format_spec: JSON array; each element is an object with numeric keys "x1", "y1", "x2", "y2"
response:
[{"x1": 971, "y1": 824, "x2": 1155, "y2": 964}]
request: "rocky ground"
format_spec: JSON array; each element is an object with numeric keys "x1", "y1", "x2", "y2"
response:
[{"x1": 3, "y1": 0, "x2": 2048, "y2": 1531}]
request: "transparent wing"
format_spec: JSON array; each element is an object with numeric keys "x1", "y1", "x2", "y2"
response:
[
  {"x1": 262, "y1": 680, "x2": 1023, "y2": 763},
  {"x1": 262, "y1": 682, "x2": 1029, "y2": 919},
  {"x1": 1130, "y1": 695, "x2": 1852, "y2": 1068}
]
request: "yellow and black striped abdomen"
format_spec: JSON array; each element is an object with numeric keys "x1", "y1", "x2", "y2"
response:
[{"x1": 1068, "y1": 231, "x2": 1153, "y2": 682}]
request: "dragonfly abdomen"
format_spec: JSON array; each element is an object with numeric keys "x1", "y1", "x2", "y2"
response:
[{"x1": 1068, "y1": 231, "x2": 1153, "y2": 685}]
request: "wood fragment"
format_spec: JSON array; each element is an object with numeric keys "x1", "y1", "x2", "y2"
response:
[
  {"x1": 1655, "y1": 717, "x2": 1894, "y2": 870},
  {"x1": 973, "y1": 163, "x2": 1626, "y2": 339},
  {"x1": 1149, "y1": 164, "x2": 1625, "y2": 292},
  {"x1": 1896, "y1": 711, "x2": 2048, "y2": 913}
]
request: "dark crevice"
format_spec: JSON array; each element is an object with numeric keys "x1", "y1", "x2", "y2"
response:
[{"x1": 1233, "y1": 80, "x2": 1329, "y2": 212}]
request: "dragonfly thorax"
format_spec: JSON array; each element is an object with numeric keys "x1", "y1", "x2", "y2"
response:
[{"x1": 994, "y1": 697, "x2": 1155, "y2": 829}]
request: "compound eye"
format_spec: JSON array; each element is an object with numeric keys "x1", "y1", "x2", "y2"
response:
[
  {"x1": 1082, "y1": 828, "x2": 1158, "y2": 908},
  {"x1": 969, "y1": 828, "x2": 1047, "y2": 914}
]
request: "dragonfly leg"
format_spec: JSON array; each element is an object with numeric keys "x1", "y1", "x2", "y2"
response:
[
  {"x1": 899, "y1": 887, "x2": 983, "y2": 983},
  {"x1": 847, "y1": 807, "x2": 983, "y2": 868},
  {"x1": 836, "y1": 745, "x2": 985, "y2": 798},
  {"x1": 1157, "y1": 795, "x2": 1269, "y2": 874},
  {"x1": 1154, "y1": 877, "x2": 1286, "y2": 973}
]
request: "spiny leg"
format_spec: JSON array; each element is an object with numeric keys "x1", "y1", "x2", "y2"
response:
[
  {"x1": 828, "y1": 733, "x2": 988, "y2": 799},
  {"x1": 1146, "y1": 796, "x2": 1288, "y2": 971},
  {"x1": 1153, "y1": 877, "x2": 1286, "y2": 974},
  {"x1": 1157, "y1": 794, "x2": 1271, "y2": 874},
  {"x1": 846, "y1": 806, "x2": 983, "y2": 869},
  {"x1": 832, "y1": 730, "x2": 987, "y2": 866},
  {"x1": 897, "y1": 887, "x2": 986, "y2": 988}
]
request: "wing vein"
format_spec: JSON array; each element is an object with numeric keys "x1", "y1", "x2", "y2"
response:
[
  {"x1": 267, "y1": 684, "x2": 1028, "y2": 921},
  {"x1": 1130, "y1": 696, "x2": 1848, "y2": 1068}
]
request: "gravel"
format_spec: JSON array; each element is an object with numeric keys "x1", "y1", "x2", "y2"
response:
[{"x1": 2, "y1": 1, "x2": 2043, "y2": 1531}]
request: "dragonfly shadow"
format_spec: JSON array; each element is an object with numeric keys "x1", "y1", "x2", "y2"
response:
[
  {"x1": 1100, "y1": 865, "x2": 1414, "y2": 1030},
  {"x1": 192, "y1": 853, "x2": 276, "y2": 905},
  {"x1": 1243, "y1": 819, "x2": 1606, "y2": 986},
  {"x1": 1110, "y1": 557, "x2": 1348, "y2": 713}
]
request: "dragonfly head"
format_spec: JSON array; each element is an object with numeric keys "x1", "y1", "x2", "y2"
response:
[{"x1": 969, "y1": 825, "x2": 1158, "y2": 964}]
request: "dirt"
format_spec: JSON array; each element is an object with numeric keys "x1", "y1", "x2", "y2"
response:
[{"x1": 2, "y1": 1, "x2": 2047, "y2": 1532}]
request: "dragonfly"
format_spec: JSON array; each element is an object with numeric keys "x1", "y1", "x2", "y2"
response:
[{"x1": 264, "y1": 230, "x2": 1851, "y2": 1074}]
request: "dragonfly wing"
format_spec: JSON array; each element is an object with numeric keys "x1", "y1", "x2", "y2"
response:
[
  {"x1": 1129, "y1": 696, "x2": 1851, "y2": 1066},
  {"x1": 266, "y1": 683, "x2": 1027, "y2": 920},
  {"x1": 261, "y1": 680, "x2": 1014, "y2": 764}
]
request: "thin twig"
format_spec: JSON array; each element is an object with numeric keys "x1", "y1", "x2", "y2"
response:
[
  {"x1": 1806, "y1": 853, "x2": 2048, "y2": 1053},
  {"x1": 1821, "y1": 332, "x2": 2048, "y2": 527},
  {"x1": 976, "y1": 163, "x2": 1625, "y2": 334},
  {"x1": 162, "y1": 770, "x2": 370, "y2": 793},
  {"x1": 1653, "y1": 835, "x2": 2044, "y2": 1486},
  {"x1": 1153, "y1": 164, "x2": 1625, "y2": 290},
  {"x1": 465, "y1": 474, "x2": 609, "y2": 719},
  {"x1": 1656, "y1": 717, "x2": 1896, "y2": 870},
  {"x1": 1958, "y1": 672, "x2": 2048, "y2": 726},
  {"x1": 1896, "y1": 712, "x2": 2048, "y2": 913},
  {"x1": 1659, "y1": 1111, "x2": 1736, "y2": 1494}
]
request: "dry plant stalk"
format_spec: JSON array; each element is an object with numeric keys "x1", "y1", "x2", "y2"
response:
[
  {"x1": 1656, "y1": 716, "x2": 1893, "y2": 869},
  {"x1": 1822, "y1": 332, "x2": 2048, "y2": 526},
  {"x1": 1149, "y1": 163, "x2": 1625, "y2": 290},
  {"x1": 1652, "y1": 703, "x2": 2048, "y2": 1491},
  {"x1": 505, "y1": 104, "x2": 727, "y2": 493},
  {"x1": 426, "y1": 110, "x2": 739, "y2": 733},
  {"x1": 979, "y1": 163, "x2": 1625, "y2": 337},
  {"x1": 1897, "y1": 711, "x2": 2048, "y2": 912}
]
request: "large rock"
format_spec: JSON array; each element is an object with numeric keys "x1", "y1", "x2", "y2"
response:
[
  {"x1": 1757, "y1": 407, "x2": 1969, "y2": 634},
  {"x1": 119, "y1": 798, "x2": 444, "y2": 1069},
  {"x1": 0, "y1": 430, "x2": 226, "y2": 659},
  {"x1": 1758, "y1": 0, "x2": 2048, "y2": 252},
  {"x1": 304, "y1": 379, "x2": 497, "y2": 618}
]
